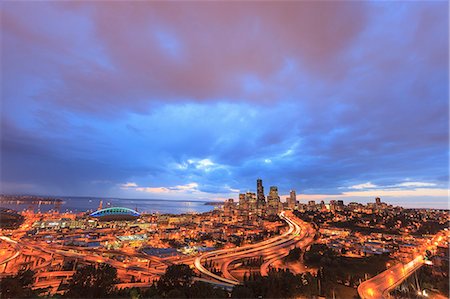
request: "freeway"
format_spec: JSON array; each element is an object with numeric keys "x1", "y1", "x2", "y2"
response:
[
  {"x1": 260, "y1": 219, "x2": 315, "y2": 276},
  {"x1": 0, "y1": 236, "x2": 22, "y2": 270},
  {"x1": 358, "y1": 232, "x2": 448, "y2": 299},
  {"x1": 0, "y1": 235, "x2": 165, "y2": 288},
  {"x1": 1, "y1": 211, "x2": 315, "y2": 293},
  {"x1": 194, "y1": 211, "x2": 315, "y2": 286},
  {"x1": 358, "y1": 257, "x2": 423, "y2": 299}
]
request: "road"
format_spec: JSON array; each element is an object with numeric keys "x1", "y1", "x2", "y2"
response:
[
  {"x1": 0, "y1": 236, "x2": 21, "y2": 266},
  {"x1": 358, "y1": 232, "x2": 448, "y2": 299},
  {"x1": 1, "y1": 211, "x2": 315, "y2": 293},
  {"x1": 0, "y1": 235, "x2": 167, "y2": 292},
  {"x1": 260, "y1": 220, "x2": 315, "y2": 276},
  {"x1": 194, "y1": 211, "x2": 315, "y2": 286}
]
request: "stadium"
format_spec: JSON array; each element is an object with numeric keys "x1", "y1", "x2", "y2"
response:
[{"x1": 90, "y1": 207, "x2": 140, "y2": 221}]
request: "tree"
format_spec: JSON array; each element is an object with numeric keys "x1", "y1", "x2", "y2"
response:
[
  {"x1": 236, "y1": 269, "x2": 308, "y2": 298},
  {"x1": 157, "y1": 264, "x2": 194, "y2": 294},
  {"x1": 231, "y1": 285, "x2": 254, "y2": 298},
  {"x1": 64, "y1": 263, "x2": 119, "y2": 298},
  {"x1": 304, "y1": 244, "x2": 336, "y2": 266},
  {"x1": 187, "y1": 281, "x2": 228, "y2": 298},
  {"x1": 0, "y1": 269, "x2": 37, "y2": 299},
  {"x1": 285, "y1": 247, "x2": 302, "y2": 262},
  {"x1": 166, "y1": 288, "x2": 186, "y2": 298}
]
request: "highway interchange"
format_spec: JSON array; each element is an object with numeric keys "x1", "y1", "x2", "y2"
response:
[
  {"x1": 193, "y1": 211, "x2": 315, "y2": 287},
  {"x1": 0, "y1": 211, "x2": 314, "y2": 293}
]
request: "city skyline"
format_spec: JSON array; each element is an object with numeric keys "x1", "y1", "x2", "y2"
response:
[{"x1": 1, "y1": 2, "x2": 449, "y2": 209}]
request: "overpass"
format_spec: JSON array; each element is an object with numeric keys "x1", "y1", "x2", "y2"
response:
[{"x1": 193, "y1": 211, "x2": 315, "y2": 286}]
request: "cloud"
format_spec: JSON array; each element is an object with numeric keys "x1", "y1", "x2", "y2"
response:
[
  {"x1": 346, "y1": 181, "x2": 438, "y2": 191},
  {"x1": 1, "y1": 2, "x2": 448, "y2": 208},
  {"x1": 394, "y1": 181, "x2": 437, "y2": 188},
  {"x1": 120, "y1": 182, "x2": 138, "y2": 188},
  {"x1": 341, "y1": 188, "x2": 448, "y2": 198},
  {"x1": 1, "y1": 1, "x2": 372, "y2": 116},
  {"x1": 135, "y1": 187, "x2": 170, "y2": 193},
  {"x1": 118, "y1": 182, "x2": 200, "y2": 194},
  {"x1": 349, "y1": 182, "x2": 377, "y2": 190}
]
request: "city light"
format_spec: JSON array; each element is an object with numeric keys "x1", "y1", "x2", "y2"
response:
[{"x1": 0, "y1": 1, "x2": 448, "y2": 298}]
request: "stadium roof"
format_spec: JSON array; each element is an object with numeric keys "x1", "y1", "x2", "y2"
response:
[{"x1": 90, "y1": 207, "x2": 140, "y2": 218}]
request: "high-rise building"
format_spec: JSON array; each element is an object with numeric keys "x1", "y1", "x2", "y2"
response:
[
  {"x1": 307, "y1": 200, "x2": 316, "y2": 211},
  {"x1": 375, "y1": 197, "x2": 381, "y2": 205},
  {"x1": 224, "y1": 198, "x2": 236, "y2": 218},
  {"x1": 246, "y1": 192, "x2": 257, "y2": 217},
  {"x1": 329, "y1": 200, "x2": 337, "y2": 212},
  {"x1": 238, "y1": 193, "x2": 249, "y2": 220},
  {"x1": 257, "y1": 179, "x2": 265, "y2": 202},
  {"x1": 320, "y1": 200, "x2": 327, "y2": 211},
  {"x1": 267, "y1": 186, "x2": 282, "y2": 215},
  {"x1": 336, "y1": 200, "x2": 345, "y2": 211},
  {"x1": 256, "y1": 179, "x2": 266, "y2": 216},
  {"x1": 288, "y1": 190, "x2": 297, "y2": 209}
]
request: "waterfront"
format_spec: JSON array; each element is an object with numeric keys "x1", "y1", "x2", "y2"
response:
[{"x1": 0, "y1": 196, "x2": 215, "y2": 214}]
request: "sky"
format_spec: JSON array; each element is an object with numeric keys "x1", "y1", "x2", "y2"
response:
[{"x1": 1, "y1": 2, "x2": 449, "y2": 209}]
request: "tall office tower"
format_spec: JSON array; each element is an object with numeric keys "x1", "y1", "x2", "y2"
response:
[
  {"x1": 257, "y1": 179, "x2": 265, "y2": 202},
  {"x1": 336, "y1": 200, "x2": 344, "y2": 211},
  {"x1": 239, "y1": 193, "x2": 249, "y2": 220},
  {"x1": 267, "y1": 186, "x2": 282, "y2": 215},
  {"x1": 288, "y1": 190, "x2": 297, "y2": 209},
  {"x1": 256, "y1": 179, "x2": 266, "y2": 217},
  {"x1": 375, "y1": 197, "x2": 381, "y2": 205},
  {"x1": 224, "y1": 198, "x2": 235, "y2": 218},
  {"x1": 320, "y1": 200, "x2": 327, "y2": 211},
  {"x1": 246, "y1": 192, "x2": 257, "y2": 216},
  {"x1": 307, "y1": 200, "x2": 316, "y2": 212},
  {"x1": 329, "y1": 200, "x2": 337, "y2": 212}
]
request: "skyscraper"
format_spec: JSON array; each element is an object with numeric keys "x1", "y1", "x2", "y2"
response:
[
  {"x1": 375, "y1": 197, "x2": 381, "y2": 205},
  {"x1": 267, "y1": 186, "x2": 282, "y2": 216},
  {"x1": 224, "y1": 198, "x2": 235, "y2": 219},
  {"x1": 246, "y1": 192, "x2": 257, "y2": 217},
  {"x1": 256, "y1": 179, "x2": 265, "y2": 202},
  {"x1": 256, "y1": 179, "x2": 266, "y2": 217},
  {"x1": 288, "y1": 190, "x2": 297, "y2": 209},
  {"x1": 330, "y1": 200, "x2": 337, "y2": 212},
  {"x1": 238, "y1": 193, "x2": 249, "y2": 221}
]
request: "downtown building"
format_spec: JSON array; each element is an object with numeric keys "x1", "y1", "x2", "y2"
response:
[
  {"x1": 238, "y1": 193, "x2": 249, "y2": 221},
  {"x1": 266, "y1": 186, "x2": 283, "y2": 216},
  {"x1": 238, "y1": 179, "x2": 267, "y2": 220},
  {"x1": 256, "y1": 178, "x2": 266, "y2": 217},
  {"x1": 223, "y1": 198, "x2": 237, "y2": 222},
  {"x1": 236, "y1": 179, "x2": 296, "y2": 218},
  {"x1": 287, "y1": 190, "x2": 297, "y2": 210}
]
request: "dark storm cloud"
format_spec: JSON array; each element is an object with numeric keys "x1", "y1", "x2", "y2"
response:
[{"x1": 1, "y1": 1, "x2": 448, "y2": 207}]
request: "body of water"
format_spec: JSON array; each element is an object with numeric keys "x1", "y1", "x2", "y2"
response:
[{"x1": 0, "y1": 196, "x2": 215, "y2": 214}]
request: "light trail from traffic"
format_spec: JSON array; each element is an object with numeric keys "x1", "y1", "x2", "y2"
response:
[
  {"x1": 358, "y1": 231, "x2": 448, "y2": 299},
  {"x1": 194, "y1": 211, "x2": 315, "y2": 286}
]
